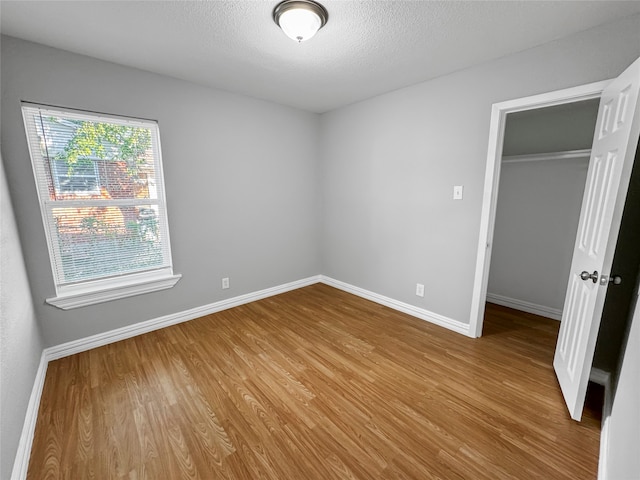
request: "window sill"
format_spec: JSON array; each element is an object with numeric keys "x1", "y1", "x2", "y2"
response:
[{"x1": 46, "y1": 271, "x2": 182, "y2": 310}]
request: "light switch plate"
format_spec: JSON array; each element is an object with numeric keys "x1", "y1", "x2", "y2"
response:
[{"x1": 453, "y1": 185, "x2": 463, "y2": 200}]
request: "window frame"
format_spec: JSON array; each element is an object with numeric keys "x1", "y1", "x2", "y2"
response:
[{"x1": 21, "y1": 102, "x2": 181, "y2": 309}]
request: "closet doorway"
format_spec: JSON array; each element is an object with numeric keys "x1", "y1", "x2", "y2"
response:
[{"x1": 486, "y1": 99, "x2": 600, "y2": 322}]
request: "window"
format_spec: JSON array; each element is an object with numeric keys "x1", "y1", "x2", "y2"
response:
[
  {"x1": 51, "y1": 158, "x2": 100, "y2": 194},
  {"x1": 22, "y1": 103, "x2": 180, "y2": 309}
]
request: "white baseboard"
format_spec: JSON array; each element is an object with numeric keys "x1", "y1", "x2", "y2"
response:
[
  {"x1": 45, "y1": 273, "x2": 473, "y2": 362},
  {"x1": 10, "y1": 351, "x2": 48, "y2": 480},
  {"x1": 45, "y1": 275, "x2": 322, "y2": 361},
  {"x1": 590, "y1": 368, "x2": 612, "y2": 480},
  {"x1": 589, "y1": 367, "x2": 610, "y2": 387},
  {"x1": 320, "y1": 276, "x2": 471, "y2": 337},
  {"x1": 486, "y1": 293, "x2": 562, "y2": 321}
]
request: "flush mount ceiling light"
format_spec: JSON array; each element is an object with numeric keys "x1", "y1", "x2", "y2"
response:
[{"x1": 273, "y1": 0, "x2": 328, "y2": 43}]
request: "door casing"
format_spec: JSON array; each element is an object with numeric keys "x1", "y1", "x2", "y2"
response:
[{"x1": 469, "y1": 80, "x2": 611, "y2": 338}]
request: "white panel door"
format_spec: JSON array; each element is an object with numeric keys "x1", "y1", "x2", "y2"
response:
[{"x1": 555, "y1": 56, "x2": 640, "y2": 421}]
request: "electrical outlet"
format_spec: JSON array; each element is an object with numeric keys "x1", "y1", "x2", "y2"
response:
[
  {"x1": 416, "y1": 283, "x2": 425, "y2": 297},
  {"x1": 222, "y1": 277, "x2": 230, "y2": 289},
  {"x1": 453, "y1": 185, "x2": 463, "y2": 200}
]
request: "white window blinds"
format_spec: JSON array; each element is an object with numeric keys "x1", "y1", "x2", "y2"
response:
[{"x1": 22, "y1": 104, "x2": 177, "y2": 302}]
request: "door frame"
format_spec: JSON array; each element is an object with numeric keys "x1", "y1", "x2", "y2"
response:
[{"x1": 468, "y1": 80, "x2": 612, "y2": 338}]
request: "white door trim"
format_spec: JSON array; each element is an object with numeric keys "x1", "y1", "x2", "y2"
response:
[{"x1": 468, "y1": 80, "x2": 611, "y2": 338}]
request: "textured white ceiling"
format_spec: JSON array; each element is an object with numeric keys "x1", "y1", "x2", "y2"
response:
[{"x1": 2, "y1": 1, "x2": 640, "y2": 113}]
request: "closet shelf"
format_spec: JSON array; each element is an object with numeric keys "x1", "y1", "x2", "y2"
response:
[{"x1": 502, "y1": 148, "x2": 591, "y2": 164}]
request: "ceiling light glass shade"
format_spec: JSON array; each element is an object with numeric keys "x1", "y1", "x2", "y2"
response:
[
  {"x1": 273, "y1": 0, "x2": 328, "y2": 43},
  {"x1": 279, "y1": 8, "x2": 321, "y2": 42}
]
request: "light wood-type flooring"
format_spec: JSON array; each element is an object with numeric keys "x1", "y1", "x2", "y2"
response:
[{"x1": 27, "y1": 284, "x2": 602, "y2": 479}]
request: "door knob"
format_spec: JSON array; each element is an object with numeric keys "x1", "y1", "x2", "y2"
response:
[
  {"x1": 609, "y1": 275, "x2": 622, "y2": 285},
  {"x1": 580, "y1": 270, "x2": 598, "y2": 283},
  {"x1": 597, "y1": 274, "x2": 623, "y2": 285}
]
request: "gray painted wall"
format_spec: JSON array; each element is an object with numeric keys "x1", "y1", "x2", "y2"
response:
[
  {"x1": 1, "y1": 36, "x2": 321, "y2": 347},
  {"x1": 0, "y1": 156, "x2": 44, "y2": 480},
  {"x1": 502, "y1": 99, "x2": 599, "y2": 156},
  {"x1": 320, "y1": 15, "x2": 640, "y2": 325},
  {"x1": 487, "y1": 101, "x2": 598, "y2": 315}
]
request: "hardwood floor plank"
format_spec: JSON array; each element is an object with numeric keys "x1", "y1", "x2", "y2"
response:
[{"x1": 27, "y1": 285, "x2": 602, "y2": 479}]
